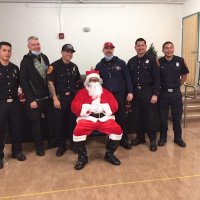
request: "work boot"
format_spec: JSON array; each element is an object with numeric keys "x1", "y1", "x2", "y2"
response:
[
  {"x1": 119, "y1": 138, "x2": 131, "y2": 150},
  {"x1": 12, "y1": 152, "x2": 27, "y2": 161},
  {"x1": 56, "y1": 147, "x2": 67, "y2": 157},
  {"x1": 158, "y1": 137, "x2": 167, "y2": 146},
  {"x1": 174, "y1": 138, "x2": 186, "y2": 147},
  {"x1": 131, "y1": 135, "x2": 146, "y2": 146},
  {"x1": 150, "y1": 141, "x2": 157, "y2": 152}
]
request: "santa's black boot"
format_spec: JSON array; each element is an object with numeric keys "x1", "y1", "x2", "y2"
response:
[
  {"x1": 104, "y1": 139, "x2": 121, "y2": 165},
  {"x1": 74, "y1": 141, "x2": 88, "y2": 170}
]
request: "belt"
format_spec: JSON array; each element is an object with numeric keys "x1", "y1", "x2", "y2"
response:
[
  {"x1": 0, "y1": 98, "x2": 17, "y2": 103},
  {"x1": 90, "y1": 113, "x2": 105, "y2": 118},
  {"x1": 35, "y1": 96, "x2": 51, "y2": 101},
  {"x1": 161, "y1": 88, "x2": 180, "y2": 93}
]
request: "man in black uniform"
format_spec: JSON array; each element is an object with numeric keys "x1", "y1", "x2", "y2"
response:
[
  {"x1": 47, "y1": 44, "x2": 82, "y2": 157},
  {"x1": 158, "y1": 41, "x2": 189, "y2": 147},
  {"x1": 20, "y1": 36, "x2": 55, "y2": 156},
  {"x1": 0, "y1": 41, "x2": 26, "y2": 169},
  {"x1": 96, "y1": 42, "x2": 133, "y2": 150},
  {"x1": 127, "y1": 38, "x2": 160, "y2": 151}
]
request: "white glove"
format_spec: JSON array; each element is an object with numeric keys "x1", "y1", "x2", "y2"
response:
[{"x1": 90, "y1": 103, "x2": 103, "y2": 113}]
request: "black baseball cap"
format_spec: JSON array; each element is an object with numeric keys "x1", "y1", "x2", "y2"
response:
[{"x1": 62, "y1": 44, "x2": 75, "y2": 52}]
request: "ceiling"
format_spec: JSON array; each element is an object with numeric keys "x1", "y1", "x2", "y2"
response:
[{"x1": 0, "y1": 0, "x2": 188, "y2": 4}]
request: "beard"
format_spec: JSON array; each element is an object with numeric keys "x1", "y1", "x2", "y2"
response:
[{"x1": 86, "y1": 82, "x2": 103, "y2": 99}]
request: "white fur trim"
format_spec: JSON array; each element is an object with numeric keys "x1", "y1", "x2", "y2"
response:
[
  {"x1": 84, "y1": 73, "x2": 101, "y2": 86},
  {"x1": 101, "y1": 103, "x2": 112, "y2": 115},
  {"x1": 73, "y1": 135, "x2": 87, "y2": 142},
  {"x1": 80, "y1": 104, "x2": 91, "y2": 116},
  {"x1": 109, "y1": 133, "x2": 122, "y2": 140}
]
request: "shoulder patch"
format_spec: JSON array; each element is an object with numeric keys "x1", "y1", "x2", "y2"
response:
[{"x1": 47, "y1": 66, "x2": 54, "y2": 74}]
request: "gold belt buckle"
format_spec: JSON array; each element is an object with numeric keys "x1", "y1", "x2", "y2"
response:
[{"x1": 7, "y1": 99, "x2": 13, "y2": 103}]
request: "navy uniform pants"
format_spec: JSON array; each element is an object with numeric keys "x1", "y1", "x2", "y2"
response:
[
  {"x1": 131, "y1": 87, "x2": 159, "y2": 141},
  {"x1": 158, "y1": 89, "x2": 183, "y2": 139},
  {"x1": 0, "y1": 101, "x2": 23, "y2": 159},
  {"x1": 113, "y1": 93, "x2": 128, "y2": 141},
  {"x1": 54, "y1": 95, "x2": 77, "y2": 149}
]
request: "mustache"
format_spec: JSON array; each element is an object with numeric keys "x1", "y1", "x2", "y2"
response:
[{"x1": 106, "y1": 51, "x2": 112, "y2": 54}]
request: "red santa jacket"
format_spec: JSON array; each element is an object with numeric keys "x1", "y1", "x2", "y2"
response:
[{"x1": 71, "y1": 88, "x2": 118, "y2": 122}]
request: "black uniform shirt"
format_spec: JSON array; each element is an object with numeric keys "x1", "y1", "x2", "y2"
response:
[
  {"x1": 158, "y1": 55, "x2": 189, "y2": 89},
  {"x1": 0, "y1": 62, "x2": 19, "y2": 100},
  {"x1": 47, "y1": 58, "x2": 81, "y2": 97},
  {"x1": 95, "y1": 56, "x2": 133, "y2": 95},
  {"x1": 127, "y1": 53, "x2": 160, "y2": 95}
]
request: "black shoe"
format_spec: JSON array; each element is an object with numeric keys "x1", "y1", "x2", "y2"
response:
[
  {"x1": 0, "y1": 159, "x2": 3, "y2": 169},
  {"x1": 158, "y1": 138, "x2": 167, "y2": 146},
  {"x1": 56, "y1": 147, "x2": 66, "y2": 157},
  {"x1": 12, "y1": 152, "x2": 27, "y2": 161},
  {"x1": 120, "y1": 139, "x2": 132, "y2": 150},
  {"x1": 36, "y1": 147, "x2": 45, "y2": 156},
  {"x1": 131, "y1": 137, "x2": 146, "y2": 146},
  {"x1": 74, "y1": 158, "x2": 88, "y2": 170},
  {"x1": 150, "y1": 141, "x2": 157, "y2": 152},
  {"x1": 104, "y1": 152, "x2": 121, "y2": 165},
  {"x1": 174, "y1": 138, "x2": 186, "y2": 147}
]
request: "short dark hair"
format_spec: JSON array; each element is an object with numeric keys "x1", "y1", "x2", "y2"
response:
[
  {"x1": 162, "y1": 41, "x2": 174, "y2": 50},
  {"x1": 0, "y1": 41, "x2": 12, "y2": 49},
  {"x1": 135, "y1": 38, "x2": 146, "y2": 45}
]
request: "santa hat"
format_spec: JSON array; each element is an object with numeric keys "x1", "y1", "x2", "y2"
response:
[{"x1": 84, "y1": 70, "x2": 102, "y2": 86}]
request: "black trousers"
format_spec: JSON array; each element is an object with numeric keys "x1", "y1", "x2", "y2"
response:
[
  {"x1": 131, "y1": 87, "x2": 159, "y2": 141},
  {"x1": 114, "y1": 93, "x2": 128, "y2": 141},
  {"x1": 158, "y1": 89, "x2": 183, "y2": 139},
  {"x1": 0, "y1": 101, "x2": 23, "y2": 159},
  {"x1": 26, "y1": 99, "x2": 55, "y2": 147},
  {"x1": 54, "y1": 96, "x2": 77, "y2": 148}
]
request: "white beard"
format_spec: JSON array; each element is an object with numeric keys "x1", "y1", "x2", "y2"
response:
[{"x1": 86, "y1": 82, "x2": 103, "y2": 99}]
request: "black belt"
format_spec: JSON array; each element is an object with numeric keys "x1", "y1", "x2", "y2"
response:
[
  {"x1": 90, "y1": 113, "x2": 105, "y2": 118},
  {"x1": 35, "y1": 96, "x2": 51, "y2": 101},
  {"x1": 0, "y1": 98, "x2": 18, "y2": 103},
  {"x1": 161, "y1": 88, "x2": 180, "y2": 93}
]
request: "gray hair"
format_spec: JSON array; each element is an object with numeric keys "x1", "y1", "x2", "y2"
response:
[{"x1": 27, "y1": 36, "x2": 39, "y2": 43}]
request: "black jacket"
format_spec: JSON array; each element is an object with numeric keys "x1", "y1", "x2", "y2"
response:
[{"x1": 20, "y1": 53, "x2": 50, "y2": 104}]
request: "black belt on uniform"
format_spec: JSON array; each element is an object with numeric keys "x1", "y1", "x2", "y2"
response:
[
  {"x1": 35, "y1": 96, "x2": 51, "y2": 101},
  {"x1": 161, "y1": 88, "x2": 180, "y2": 93},
  {"x1": 0, "y1": 98, "x2": 17, "y2": 103},
  {"x1": 90, "y1": 113, "x2": 105, "y2": 118}
]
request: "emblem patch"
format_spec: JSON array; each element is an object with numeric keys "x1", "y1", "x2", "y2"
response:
[{"x1": 47, "y1": 66, "x2": 54, "y2": 74}]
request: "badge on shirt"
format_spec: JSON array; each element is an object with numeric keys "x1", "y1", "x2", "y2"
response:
[
  {"x1": 176, "y1": 62, "x2": 180, "y2": 67},
  {"x1": 47, "y1": 66, "x2": 54, "y2": 74},
  {"x1": 115, "y1": 66, "x2": 121, "y2": 70},
  {"x1": 145, "y1": 59, "x2": 149, "y2": 64}
]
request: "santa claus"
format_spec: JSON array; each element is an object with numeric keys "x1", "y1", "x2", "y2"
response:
[{"x1": 71, "y1": 70, "x2": 123, "y2": 170}]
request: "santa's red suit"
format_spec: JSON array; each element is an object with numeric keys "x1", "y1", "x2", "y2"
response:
[{"x1": 71, "y1": 88, "x2": 122, "y2": 142}]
